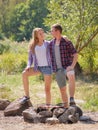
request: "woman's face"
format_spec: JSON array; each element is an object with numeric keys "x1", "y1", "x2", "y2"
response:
[{"x1": 37, "y1": 29, "x2": 45, "y2": 41}]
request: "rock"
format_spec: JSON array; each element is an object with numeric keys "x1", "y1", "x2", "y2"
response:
[
  {"x1": 23, "y1": 104, "x2": 83, "y2": 124},
  {"x1": 72, "y1": 105, "x2": 83, "y2": 117},
  {"x1": 23, "y1": 107, "x2": 53, "y2": 123},
  {"x1": 39, "y1": 110, "x2": 53, "y2": 117},
  {"x1": 52, "y1": 107, "x2": 65, "y2": 118},
  {"x1": 68, "y1": 113, "x2": 79, "y2": 123},
  {"x1": 58, "y1": 106, "x2": 80, "y2": 123},
  {"x1": 4, "y1": 99, "x2": 32, "y2": 116},
  {"x1": 0, "y1": 99, "x2": 10, "y2": 110},
  {"x1": 23, "y1": 107, "x2": 39, "y2": 123},
  {"x1": 46, "y1": 116, "x2": 60, "y2": 125},
  {"x1": 79, "y1": 115, "x2": 91, "y2": 121}
]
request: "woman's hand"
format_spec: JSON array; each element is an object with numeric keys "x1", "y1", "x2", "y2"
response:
[{"x1": 24, "y1": 67, "x2": 31, "y2": 71}]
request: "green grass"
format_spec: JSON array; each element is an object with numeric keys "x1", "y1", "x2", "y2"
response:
[{"x1": 0, "y1": 73, "x2": 98, "y2": 111}]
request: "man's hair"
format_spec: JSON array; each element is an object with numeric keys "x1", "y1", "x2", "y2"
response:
[{"x1": 52, "y1": 24, "x2": 62, "y2": 33}]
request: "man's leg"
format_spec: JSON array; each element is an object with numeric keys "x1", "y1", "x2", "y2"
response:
[
  {"x1": 56, "y1": 69, "x2": 69, "y2": 108},
  {"x1": 67, "y1": 70, "x2": 76, "y2": 105},
  {"x1": 44, "y1": 75, "x2": 52, "y2": 105},
  {"x1": 59, "y1": 86, "x2": 68, "y2": 108}
]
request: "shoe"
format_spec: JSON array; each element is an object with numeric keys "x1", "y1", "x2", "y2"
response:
[
  {"x1": 19, "y1": 96, "x2": 30, "y2": 104},
  {"x1": 70, "y1": 99, "x2": 76, "y2": 106}
]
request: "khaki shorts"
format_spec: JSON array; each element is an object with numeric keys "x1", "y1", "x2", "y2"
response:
[
  {"x1": 56, "y1": 68, "x2": 66, "y2": 88},
  {"x1": 56, "y1": 69, "x2": 75, "y2": 88}
]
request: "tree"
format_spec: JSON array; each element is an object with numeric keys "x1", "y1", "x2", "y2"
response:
[
  {"x1": 0, "y1": 0, "x2": 27, "y2": 38},
  {"x1": 44, "y1": 0, "x2": 98, "y2": 53},
  {"x1": 9, "y1": 0, "x2": 49, "y2": 41},
  {"x1": 44, "y1": 0, "x2": 98, "y2": 73},
  {"x1": 0, "y1": 0, "x2": 10, "y2": 37}
]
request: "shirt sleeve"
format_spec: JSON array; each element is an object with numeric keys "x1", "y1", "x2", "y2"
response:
[
  {"x1": 67, "y1": 41, "x2": 77, "y2": 55},
  {"x1": 27, "y1": 50, "x2": 33, "y2": 67}
]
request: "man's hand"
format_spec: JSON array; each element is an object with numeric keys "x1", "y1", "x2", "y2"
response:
[{"x1": 66, "y1": 66, "x2": 74, "y2": 72}]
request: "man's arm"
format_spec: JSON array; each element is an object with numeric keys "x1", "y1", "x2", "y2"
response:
[{"x1": 66, "y1": 53, "x2": 78, "y2": 72}]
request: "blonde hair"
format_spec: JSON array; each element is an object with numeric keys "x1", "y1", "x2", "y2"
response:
[{"x1": 29, "y1": 28, "x2": 43, "y2": 53}]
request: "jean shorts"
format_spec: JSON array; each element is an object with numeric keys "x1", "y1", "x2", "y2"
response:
[{"x1": 38, "y1": 66, "x2": 52, "y2": 75}]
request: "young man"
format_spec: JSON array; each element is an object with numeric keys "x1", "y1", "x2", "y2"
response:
[{"x1": 49, "y1": 24, "x2": 78, "y2": 107}]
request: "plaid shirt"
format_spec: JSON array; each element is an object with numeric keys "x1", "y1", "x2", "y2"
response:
[{"x1": 49, "y1": 37, "x2": 77, "y2": 72}]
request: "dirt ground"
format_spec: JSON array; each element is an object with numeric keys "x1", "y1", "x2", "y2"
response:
[{"x1": 0, "y1": 111, "x2": 98, "y2": 130}]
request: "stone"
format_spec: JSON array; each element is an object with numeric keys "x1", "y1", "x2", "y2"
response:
[
  {"x1": 72, "y1": 105, "x2": 83, "y2": 117},
  {"x1": 22, "y1": 104, "x2": 83, "y2": 124},
  {"x1": 79, "y1": 115, "x2": 91, "y2": 121},
  {"x1": 46, "y1": 116, "x2": 60, "y2": 125},
  {"x1": 23, "y1": 107, "x2": 52, "y2": 123},
  {"x1": 39, "y1": 110, "x2": 53, "y2": 117},
  {"x1": 53, "y1": 107, "x2": 65, "y2": 118},
  {"x1": 23, "y1": 107, "x2": 39, "y2": 123},
  {"x1": 4, "y1": 99, "x2": 32, "y2": 116},
  {"x1": 58, "y1": 106, "x2": 79, "y2": 123},
  {"x1": 68, "y1": 113, "x2": 79, "y2": 123},
  {"x1": 0, "y1": 99, "x2": 10, "y2": 110}
]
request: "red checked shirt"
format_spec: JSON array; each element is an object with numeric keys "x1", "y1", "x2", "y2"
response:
[{"x1": 49, "y1": 37, "x2": 77, "y2": 72}]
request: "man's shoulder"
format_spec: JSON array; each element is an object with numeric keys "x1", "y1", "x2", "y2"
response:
[{"x1": 62, "y1": 36, "x2": 71, "y2": 43}]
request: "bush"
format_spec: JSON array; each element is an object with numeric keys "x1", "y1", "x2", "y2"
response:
[
  {"x1": 0, "y1": 43, "x2": 10, "y2": 54},
  {"x1": 0, "y1": 32, "x2": 4, "y2": 40},
  {"x1": 0, "y1": 53, "x2": 27, "y2": 74}
]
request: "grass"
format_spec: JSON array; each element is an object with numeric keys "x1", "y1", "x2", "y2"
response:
[{"x1": 0, "y1": 73, "x2": 98, "y2": 111}]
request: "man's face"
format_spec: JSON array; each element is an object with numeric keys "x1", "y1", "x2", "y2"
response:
[{"x1": 51, "y1": 27, "x2": 58, "y2": 38}]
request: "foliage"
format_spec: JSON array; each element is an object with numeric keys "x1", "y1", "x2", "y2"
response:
[
  {"x1": 79, "y1": 37, "x2": 98, "y2": 73},
  {"x1": 44, "y1": 0, "x2": 98, "y2": 73},
  {"x1": 0, "y1": 42, "x2": 10, "y2": 54},
  {"x1": 44, "y1": 0, "x2": 98, "y2": 51},
  {"x1": 0, "y1": 40, "x2": 28, "y2": 74},
  {"x1": 0, "y1": 52, "x2": 27, "y2": 74},
  {"x1": 0, "y1": 0, "x2": 49, "y2": 41}
]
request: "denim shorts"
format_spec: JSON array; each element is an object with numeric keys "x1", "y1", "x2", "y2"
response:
[{"x1": 38, "y1": 66, "x2": 52, "y2": 75}]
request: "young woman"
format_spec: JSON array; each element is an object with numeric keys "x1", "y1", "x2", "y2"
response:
[{"x1": 20, "y1": 28, "x2": 52, "y2": 105}]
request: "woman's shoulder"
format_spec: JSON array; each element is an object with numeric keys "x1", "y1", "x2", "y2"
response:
[
  {"x1": 28, "y1": 49, "x2": 35, "y2": 56},
  {"x1": 44, "y1": 40, "x2": 50, "y2": 44}
]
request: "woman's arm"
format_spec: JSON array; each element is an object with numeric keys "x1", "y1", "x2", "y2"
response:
[{"x1": 27, "y1": 50, "x2": 33, "y2": 68}]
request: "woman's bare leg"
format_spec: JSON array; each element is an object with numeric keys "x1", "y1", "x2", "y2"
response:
[
  {"x1": 22, "y1": 67, "x2": 40, "y2": 97},
  {"x1": 44, "y1": 75, "x2": 52, "y2": 104}
]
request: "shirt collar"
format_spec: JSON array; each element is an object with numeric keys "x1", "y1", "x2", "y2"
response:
[{"x1": 54, "y1": 37, "x2": 65, "y2": 44}]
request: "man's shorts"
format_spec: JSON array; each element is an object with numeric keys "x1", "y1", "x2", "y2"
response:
[
  {"x1": 56, "y1": 68, "x2": 75, "y2": 88},
  {"x1": 38, "y1": 66, "x2": 52, "y2": 75},
  {"x1": 56, "y1": 68, "x2": 66, "y2": 88}
]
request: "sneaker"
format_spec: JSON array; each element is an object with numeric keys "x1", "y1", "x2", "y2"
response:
[
  {"x1": 19, "y1": 96, "x2": 30, "y2": 104},
  {"x1": 70, "y1": 98, "x2": 76, "y2": 106}
]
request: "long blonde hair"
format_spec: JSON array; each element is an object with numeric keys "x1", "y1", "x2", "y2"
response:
[{"x1": 29, "y1": 28, "x2": 43, "y2": 53}]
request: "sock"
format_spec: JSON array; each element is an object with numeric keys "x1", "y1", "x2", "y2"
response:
[{"x1": 70, "y1": 97, "x2": 74, "y2": 101}]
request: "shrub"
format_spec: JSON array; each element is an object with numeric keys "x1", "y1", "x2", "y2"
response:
[
  {"x1": 0, "y1": 53, "x2": 27, "y2": 74},
  {"x1": 0, "y1": 43, "x2": 10, "y2": 54}
]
